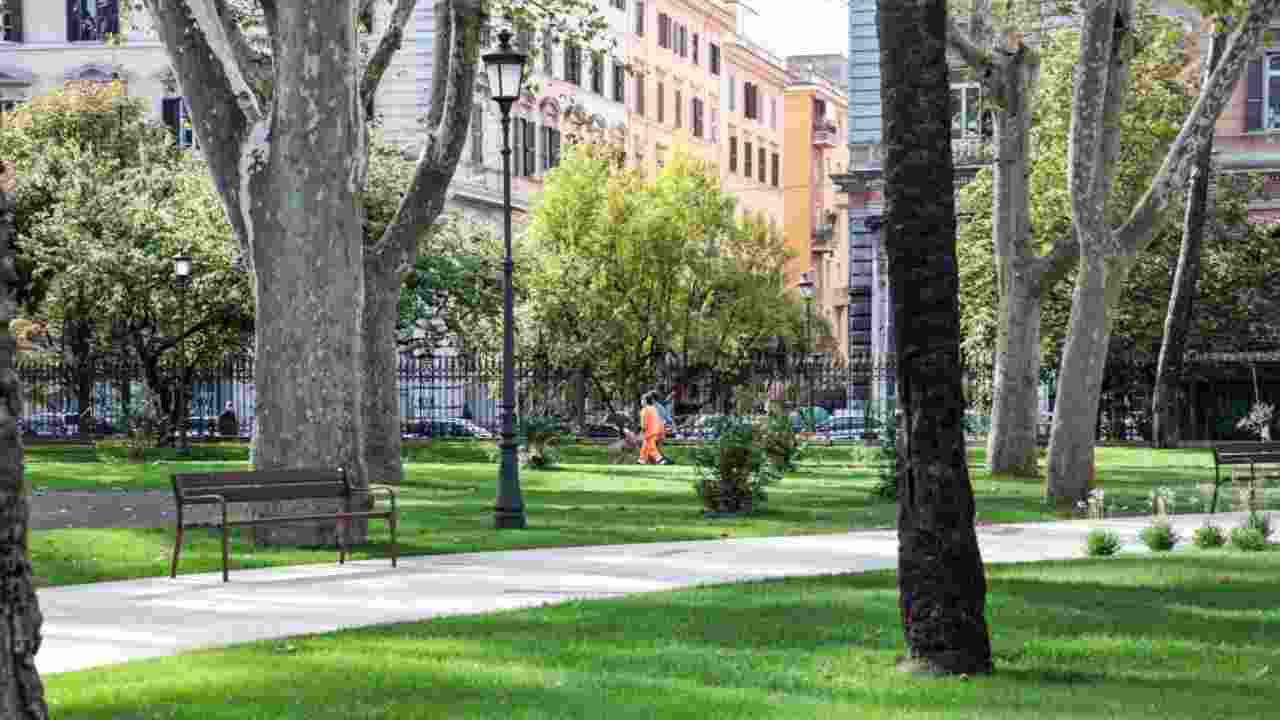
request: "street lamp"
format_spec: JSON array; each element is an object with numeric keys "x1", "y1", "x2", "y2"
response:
[
  {"x1": 173, "y1": 252, "x2": 193, "y2": 456},
  {"x1": 484, "y1": 29, "x2": 528, "y2": 530},
  {"x1": 797, "y1": 270, "x2": 816, "y2": 431}
]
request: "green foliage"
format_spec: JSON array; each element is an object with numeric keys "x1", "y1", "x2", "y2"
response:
[
  {"x1": 1086, "y1": 529, "x2": 1123, "y2": 557},
  {"x1": 516, "y1": 416, "x2": 572, "y2": 469},
  {"x1": 689, "y1": 416, "x2": 781, "y2": 515},
  {"x1": 1139, "y1": 521, "x2": 1180, "y2": 552},
  {"x1": 1244, "y1": 511, "x2": 1273, "y2": 541},
  {"x1": 523, "y1": 146, "x2": 811, "y2": 410},
  {"x1": 1230, "y1": 526, "x2": 1268, "y2": 552},
  {"x1": 1192, "y1": 523, "x2": 1226, "y2": 549},
  {"x1": 760, "y1": 413, "x2": 802, "y2": 472}
]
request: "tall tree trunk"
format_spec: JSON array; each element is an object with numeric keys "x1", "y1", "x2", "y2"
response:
[
  {"x1": 1153, "y1": 31, "x2": 1223, "y2": 449},
  {"x1": 0, "y1": 164, "x2": 49, "y2": 718},
  {"x1": 879, "y1": 0, "x2": 993, "y2": 676},
  {"x1": 986, "y1": 49, "x2": 1044, "y2": 477},
  {"x1": 1044, "y1": 1, "x2": 1280, "y2": 503},
  {"x1": 362, "y1": 255, "x2": 405, "y2": 488},
  {"x1": 247, "y1": 5, "x2": 367, "y2": 545},
  {"x1": 1046, "y1": 252, "x2": 1133, "y2": 506}
]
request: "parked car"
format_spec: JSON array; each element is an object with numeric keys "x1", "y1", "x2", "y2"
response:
[
  {"x1": 20, "y1": 412, "x2": 75, "y2": 438},
  {"x1": 580, "y1": 424, "x2": 622, "y2": 440},
  {"x1": 814, "y1": 416, "x2": 865, "y2": 441},
  {"x1": 409, "y1": 418, "x2": 494, "y2": 439}
]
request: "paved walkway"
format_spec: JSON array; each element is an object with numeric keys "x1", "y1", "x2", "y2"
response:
[{"x1": 35, "y1": 511, "x2": 1255, "y2": 675}]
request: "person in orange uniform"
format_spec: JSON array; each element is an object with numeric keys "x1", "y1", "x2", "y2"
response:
[{"x1": 638, "y1": 391, "x2": 671, "y2": 465}]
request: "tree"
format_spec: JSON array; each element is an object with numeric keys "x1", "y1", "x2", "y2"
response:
[
  {"x1": 522, "y1": 145, "x2": 808, "y2": 416},
  {"x1": 1152, "y1": 26, "x2": 1224, "y2": 448},
  {"x1": 879, "y1": 0, "x2": 993, "y2": 675},
  {"x1": 1046, "y1": 0, "x2": 1280, "y2": 506},
  {"x1": 0, "y1": 159, "x2": 48, "y2": 718},
  {"x1": 136, "y1": 1, "x2": 609, "y2": 540},
  {"x1": 3, "y1": 85, "x2": 252, "y2": 442}
]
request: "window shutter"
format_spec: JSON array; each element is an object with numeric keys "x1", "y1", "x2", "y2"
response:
[
  {"x1": 1246, "y1": 57, "x2": 1264, "y2": 132},
  {"x1": 67, "y1": 0, "x2": 77, "y2": 41},
  {"x1": 524, "y1": 120, "x2": 537, "y2": 175},
  {"x1": 512, "y1": 117, "x2": 522, "y2": 174},
  {"x1": 3, "y1": 2, "x2": 22, "y2": 42}
]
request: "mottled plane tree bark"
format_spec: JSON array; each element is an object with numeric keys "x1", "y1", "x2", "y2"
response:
[
  {"x1": 948, "y1": 2, "x2": 1076, "y2": 477},
  {"x1": 1046, "y1": 1, "x2": 1280, "y2": 506},
  {"x1": 0, "y1": 161, "x2": 47, "y2": 718},
  {"x1": 1152, "y1": 29, "x2": 1224, "y2": 449},
  {"x1": 879, "y1": 0, "x2": 993, "y2": 676}
]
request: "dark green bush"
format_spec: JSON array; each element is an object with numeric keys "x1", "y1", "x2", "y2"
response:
[
  {"x1": 515, "y1": 416, "x2": 572, "y2": 469},
  {"x1": 1192, "y1": 523, "x2": 1226, "y2": 549},
  {"x1": 690, "y1": 416, "x2": 780, "y2": 515},
  {"x1": 1139, "y1": 521, "x2": 1179, "y2": 552},
  {"x1": 1230, "y1": 526, "x2": 1268, "y2": 552},
  {"x1": 1085, "y1": 529, "x2": 1122, "y2": 557}
]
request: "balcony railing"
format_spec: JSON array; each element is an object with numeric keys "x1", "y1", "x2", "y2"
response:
[{"x1": 813, "y1": 122, "x2": 838, "y2": 148}]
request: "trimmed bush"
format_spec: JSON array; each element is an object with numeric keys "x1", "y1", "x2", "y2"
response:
[
  {"x1": 1192, "y1": 524, "x2": 1226, "y2": 549},
  {"x1": 1085, "y1": 529, "x2": 1122, "y2": 557},
  {"x1": 1230, "y1": 526, "x2": 1268, "y2": 552},
  {"x1": 1245, "y1": 511, "x2": 1273, "y2": 541},
  {"x1": 1139, "y1": 521, "x2": 1179, "y2": 552}
]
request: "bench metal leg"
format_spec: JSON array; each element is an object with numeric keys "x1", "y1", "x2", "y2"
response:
[
  {"x1": 338, "y1": 517, "x2": 347, "y2": 565},
  {"x1": 390, "y1": 513, "x2": 398, "y2": 568},
  {"x1": 221, "y1": 503, "x2": 230, "y2": 583},
  {"x1": 171, "y1": 524, "x2": 183, "y2": 579}
]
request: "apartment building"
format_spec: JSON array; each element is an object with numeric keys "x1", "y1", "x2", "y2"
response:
[
  {"x1": 720, "y1": 26, "x2": 788, "y2": 228},
  {"x1": 0, "y1": 2, "x2": 184, "y2": 138},
  {"x1": 783, "y1": 66, "x2": 849, "y2": 360}
]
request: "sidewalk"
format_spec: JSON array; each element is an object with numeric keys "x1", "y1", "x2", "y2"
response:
[{"x1": 35, "y1": 511, "x2": 1254, "y2": 675}]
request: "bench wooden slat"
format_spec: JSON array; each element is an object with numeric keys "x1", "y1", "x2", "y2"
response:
[
  {"x1": 225, "y1": 510, "x2": 395, "y2": 527},
  {"x1": 1215, "y1": 452, "x2": 1280, "y2": 465},
  {"x1": 181, "y1": 483, "x2": 351, "y2": 503}
]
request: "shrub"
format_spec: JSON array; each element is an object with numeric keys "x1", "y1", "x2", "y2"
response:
[
  {"x1": 1245, "y1": 511, "x2": 1273, "y2": 540},
  {"x1": 690, "y1": 416, "x2": 781, "y2": 515},
  {"x1": 870, "y1": 409, "x2": 899, "y2": 501},
  {"x1": 1139, "y1": 521, "x2": 1179, "y2": 552},
  {"x1": 1230, "y1": 526, "x2": 1268, "y2": 552},
  {"x1": 515, "y1": 416, "x2": 571, "y2": 469},
  {"x1": 760, "y1": 414, "x2": 802, "y2": 471},
  {"x1": 1085, "y1": 529, "x2": 1122, "y2": 557},
  {"x1": 1192, "y1": 523, "x2": 1226, "y2": 549}
]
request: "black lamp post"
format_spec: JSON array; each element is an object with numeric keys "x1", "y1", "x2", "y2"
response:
[
  {"x1": 484, "y1": 29, "x2": 528, "y2": 530},
  {"x1": 173, "y1": 252, "x2": 193, "y2": 456},
  {"x1": 797, "y1": 271, "x2": 815, "y2": 430}
]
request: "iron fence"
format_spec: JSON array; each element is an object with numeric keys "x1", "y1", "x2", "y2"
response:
[{"x1": 15, "y1": 354, "x2": 900, "y2": 441}]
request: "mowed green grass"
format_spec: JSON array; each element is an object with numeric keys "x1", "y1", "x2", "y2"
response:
[
  {"x1": 26, "y1": 441, "x2": 1262, "y2": 587},
  {"x1": 46, "y1": 551, "x2": 1280, "y2": 719}
]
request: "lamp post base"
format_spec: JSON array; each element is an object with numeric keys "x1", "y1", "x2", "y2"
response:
[
  {"x1": 494, "y1": 440, "x2": 525, "y2": 529},
  {"x1": 493, "y1": 509, "x2": 527, "y2": 529}
]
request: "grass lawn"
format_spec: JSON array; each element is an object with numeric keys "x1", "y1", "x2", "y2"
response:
[
  {"x1": 26, "y1": 441, "x2": 1265, "y2": 587},
  {"x1": 45, "y1": 551, "x2": 1280, "y2": 719}
]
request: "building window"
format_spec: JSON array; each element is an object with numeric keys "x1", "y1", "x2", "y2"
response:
[
  {"x1": 610, "y1": 0, "x2": 625, "y2": 9},
  {"x1": 758, "y1": 146, "x2": 765, "y2": 183},
  {"x1": 613, "y1": 63, "x2": 626, "y2": 103},
  {"x1": 657, "y1": 81, "x2": 665, "y2": 123},
  {"x1": 658, "y1": 13, "x2": 671, "y2": 49},
  {"x1": 635, "y1": 75, "x2": 645, "y2": 116},
  {"x1": 729, "y1": 136, "x2": 737, "y2": 173},
  {"x1": 1, "y1": 4, "x2": 22, "y2": 42},
  {"x1": 656, "y1": 144, "x2": 667, "y2": 169},
  {"x1": 770, "y1": 97, "x2": 777, "y2": 130},
  {"x1": 0, "y1": 98, "x2": 25, "y2": 113},
  {"x1": 564, "y1": 44, "x2": 582, "y2": 85},
  {"x1": 692, "y1": 97, "x2": 704, "y2": 138},
  {"x1": 516, "y1": 27, "x2": 535, "y2": 53},
  {"x1": 591, "y1": 54, "x2": 604, "y2": 94},
  {"x1": 68, "y1": 0, "x2": 118, "y2": 42},
  {"x1": 542, "y1": 33, "x2": 554, "y2": 76},
  {"x1": 520, "y1": 118, "x2": 537, "y2": 176},
  {"x1": 635, "y1": 1, "x2": 645, "y2": 36},
  {"x1": 743, "y1": 82, "x2": 758, "y2": 120},
  {"x1": 676, "y1": 24, "x2": 687, "y2": 57},
  {"x1": 771, "y1": 152, "x2": 779, "y2": 187},
  {"x1": 692, "y1": 33, "x2": 699, "y2": 65},
  {"x1": 728, "y1": 74, "x2": 735, "y2": 111},
  {"x1": 542, "y1": 126, "x2": 561, "y2": 170},
  {"x1": 710, "y1": 44, "x2": 721, "y2": 75},
  {"x1": 161, "y1": 97, "x2": 196, "y2": 148},
  {"x1": 710, "y1": 109, "x2": 719, "y2": 142},
  {"x1": 951, "y1": 83, "x2": 983, "y2": 138},
  {"x1": 674, "y1": 90, "x2": 682, "y2": 129},
  {"x1": 744, "y1": 141, "x2": 752, "y2": 177},
  {"x1": 470, "y1": 104, "x2": 485, "y2": 165}
]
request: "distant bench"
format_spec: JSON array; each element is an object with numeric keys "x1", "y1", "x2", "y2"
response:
[
  {"x1": 1210, "y1": 441, "x2": 1280, "y2": 512},
  {"x1": 171, "y1": 468, "x2": 398, "y2": 582}
]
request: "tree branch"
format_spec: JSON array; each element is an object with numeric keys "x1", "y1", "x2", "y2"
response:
[
  {"x1": 368, "y1": 0, "x2": 484, "y2": 267},
  {"x1": 1116, "y1": 0, "x2": 1280, "y2": 252},
  {"x1": 213, "y1": 0, "x2": 272, "y2": 101},
  {"x1": 142, "y1": 0, "x2": 256, "y2": 254},
  {"x1": 1066, "y1": 0, "x2": 1119, "y2": 238},
  {"x1": 947, "y1": 17, "x2": 994, "y2": 77},
  {"x1": 362, "y1": 0, "x2": 420, "y2": 112}
]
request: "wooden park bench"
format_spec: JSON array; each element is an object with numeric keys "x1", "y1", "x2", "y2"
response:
[
  {"x1": 171, "y1": 468, "x2": 398, "y2": 582},
  {"x1": 1210, "y1": 441, "x2": 1280, "y2": 512}
]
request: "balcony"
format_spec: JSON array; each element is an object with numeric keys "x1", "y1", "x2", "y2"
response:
[{"x1": 813, "y1": 121, "x2": 838, "y2": 148}]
